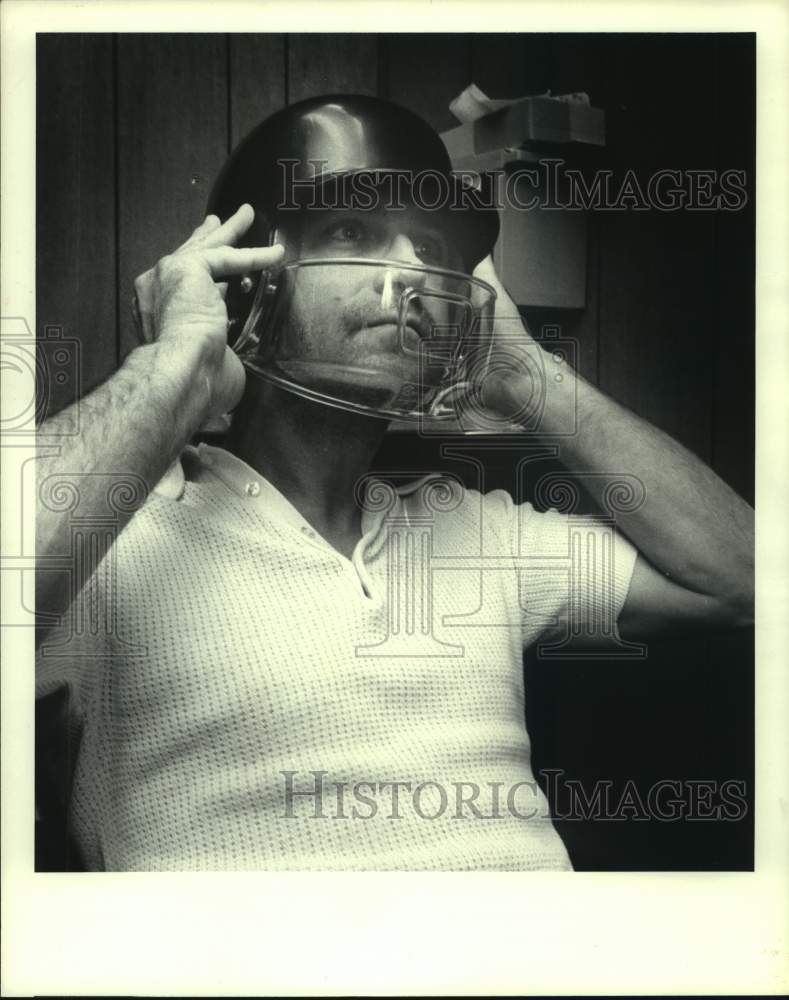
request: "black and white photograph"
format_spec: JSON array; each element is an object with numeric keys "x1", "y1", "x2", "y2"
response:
[
  {"x1": 2, "y1": 1, "x2": 787, "y2": 995},
  {"x1": 33, "y1": 28, "x2": 756, "y2": 874}
]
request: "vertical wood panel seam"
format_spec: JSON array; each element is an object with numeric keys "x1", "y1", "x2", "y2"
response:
[
  {"x1": 710, "y1": 201, "x2": 720, "y2": 472},
  {"x1": 376, "y1": 34, "x2": 386, "y2": 98},
  {"x1": 225, "y1": 34, "x2": 232, "y2": 155},
  {"x1": 284, "y1": 34, "x2": 290, "y2": 106},
  {"x1": 112, "y1": 33, "x2": 121, "y2": 372},
  {"x1": 593, "y1": 214, "x2": 600, "y2": 388},
  {"x1": 709, "y1": 37, "x2": 719, "y2": 474}
]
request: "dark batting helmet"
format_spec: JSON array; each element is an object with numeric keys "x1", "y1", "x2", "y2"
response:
[
  {"x1": 206, "y1": 94, "x2": 501, "y2": 423},
  {"x1": 207, "y1": 93, "x2": 500, "y2": 338}
]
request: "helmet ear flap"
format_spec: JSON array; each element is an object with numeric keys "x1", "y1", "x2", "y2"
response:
[
  {"x1": 224, "y1": 210, "x2": 279, "y2": 344},
  {"x1": 229, "y1": 242, "x2": 286, "y2": 358}
]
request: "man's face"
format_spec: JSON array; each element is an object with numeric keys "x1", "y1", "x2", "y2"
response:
[{"x1": 268, "y1": 203, "x2": 468, "y2": 411}]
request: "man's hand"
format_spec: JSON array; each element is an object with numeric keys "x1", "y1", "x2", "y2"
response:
[
  {"x1": 472, "y1": 254, "x2": 541, "y2": 420},
  {"x1": 473, "y1": 254, "x2": 754, "y2": 639},
  {"x1": 36, "y1": 206, "x2": 283, "y2": 638},
  {"x1": 132, "y1": 204, "x2": 284, "y2": 425}
]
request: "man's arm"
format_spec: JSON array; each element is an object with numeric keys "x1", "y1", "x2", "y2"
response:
[
  {"x1": 36, "y1": 207, "x2": 284, "y2": 639},
  {"x1": 474, "y1": 256, "x2": 754, "y2": 639}
]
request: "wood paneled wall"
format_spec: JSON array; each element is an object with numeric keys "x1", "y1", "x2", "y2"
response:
[
  {"x1": 37, "y1": 32, "x2": 754, "y2": 503},
  {"x1": 36, "y1": 33, "x2": 754, "y2": 871}
]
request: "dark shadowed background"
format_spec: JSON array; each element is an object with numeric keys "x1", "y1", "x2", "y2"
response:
[{"x1": 36, "y1": 32, "x2": 754, "y2": 870}]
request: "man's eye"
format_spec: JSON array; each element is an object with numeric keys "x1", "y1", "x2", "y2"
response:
[
  {"x1": 329, "y1": 222, "x2": 364, "y2": 243},
  {"x1": 414, "y1": 237, "x2": 446, "y2": 265}
]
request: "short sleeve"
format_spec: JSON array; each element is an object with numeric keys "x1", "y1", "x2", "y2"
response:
[
  {"x1": 484, "y1": 491, "x2": 639, "y2": 650},
  {"x1": 35, "y1": 566, "x2": 111, "y2": 721}
]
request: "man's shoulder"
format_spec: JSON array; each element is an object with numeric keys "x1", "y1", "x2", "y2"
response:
[
  {"x1": 394, "y1": 474, "x2": 528, "y2": 546},
  {"x1": 123, "y1": 444, "x2": 250, "y2": 557},
  {"x1": 149, "y1": 443, "x2": 215, "y2": 500},
  {"x1": 145, "y1": 443, "x2": 247, "y2": 512}
]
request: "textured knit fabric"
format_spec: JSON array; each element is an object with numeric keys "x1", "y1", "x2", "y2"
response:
[{"x1": 36, "y1": 443, "x2": 638, "y2": 871}]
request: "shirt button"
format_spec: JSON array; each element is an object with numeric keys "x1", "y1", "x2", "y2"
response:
[{"x1": 245, "y1": 481, "x2": 261, "y2": 497}]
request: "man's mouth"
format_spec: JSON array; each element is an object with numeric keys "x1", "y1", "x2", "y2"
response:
[
  {"x1": 356, "y1": 322, "x2": 421, "y2": 355},
  {"x1": 360, "y1": 308, "x2": 434, "y2": 343}
]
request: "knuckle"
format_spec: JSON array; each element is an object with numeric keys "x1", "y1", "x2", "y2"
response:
[
  {"x1": 154, "y1": 254, "x2": 172, "y2": 278},
  {"x1": 133, "y1": 271, "x2": 151, "y2": 295},
  {"x1": 155, "y1": 253, "x2": 187, "y2": 280}
]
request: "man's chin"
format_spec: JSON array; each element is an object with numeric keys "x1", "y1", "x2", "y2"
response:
[
  {"x1": 274, "y1": 358, "x2": 438, "y2": 413},
  {"x1": 355, "y1": 322, "x2": 424, "y2": 355}
]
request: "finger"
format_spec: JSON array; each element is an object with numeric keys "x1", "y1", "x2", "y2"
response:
[
  {"x1": 132, "y1": 298, "x2": 156, "y2": 345},
  {"x1": 210, "y1": 346, "x2": 246, "y2": 417},
  {"x1": 196, "y1": 203, "x2": 256, "y2": 250},
  {"x1": 131, "y1": 293, "x2": 145, "y2": 343},
  {"x1": 474, "y1": 255, "x2": 520, "y2": 317},
  {"x1": 473, "y1": 254, "x2": 501, "y2": 287},
  {"x1": 199, "y1": 242, "x2": 285, "y2": 281},
  {"x1": 142, "y1": 306, "x2": 157, "y2": 344},
  {"x1": 217, "y1": 281, "x2": 228, "y2": 301},
  {"x1": 138, "y1": 295, "x2": 158, "y2": 344},
  {"x1": 176, "y1": 214, "x2": 222, "y2": 253},
  {"x1": 200, "y1": 412, "x2": 233, "y2": 434},
  {"x1": 133, "y1": 268, "x2": 158, "y2": 343}
]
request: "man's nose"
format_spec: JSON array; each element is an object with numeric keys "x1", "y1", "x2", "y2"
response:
[
  {"x1": 373, "y1": 234, "x2": 429, "y2": 306},
  {"x1": 386, "y1": 232, "x2": 422, "y2": 266}
]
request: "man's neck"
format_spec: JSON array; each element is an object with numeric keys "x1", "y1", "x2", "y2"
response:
[{"x1": 224, "y1": 381, "x2": 389, "y2": 553}]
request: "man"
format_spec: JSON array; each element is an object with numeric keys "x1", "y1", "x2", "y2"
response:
[{"x1": 36, "y1": 95, "x2": 753, "y2": 871}]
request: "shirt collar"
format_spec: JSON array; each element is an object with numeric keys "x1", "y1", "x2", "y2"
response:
[{"x1": 195, "y1": 442, "x2": 448, "y2": 536}]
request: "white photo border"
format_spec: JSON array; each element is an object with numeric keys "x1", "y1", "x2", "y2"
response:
[{"x1": 2, "y1": 1, "x2": 787, "y2": 995}]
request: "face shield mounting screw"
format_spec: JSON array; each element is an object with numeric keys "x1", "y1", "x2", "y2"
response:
[{"x1": 240, "y1": 275, "x2": 254, "y2": 294}]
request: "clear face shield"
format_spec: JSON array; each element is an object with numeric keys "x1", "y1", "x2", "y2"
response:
[{"x1": 232, "y1": 207, "x2": 498, "y2": 421}]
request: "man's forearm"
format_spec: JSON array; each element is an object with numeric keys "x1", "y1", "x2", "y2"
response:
[
  {"x1": 36, "y1": 338, "x2": 210, "y2": 631},
  {"x1": 34, "y1": 210, "x2": 281, "y2": 643},
  {"x1": 494, "y1": 348, "x2": 754, "y2": 611}
]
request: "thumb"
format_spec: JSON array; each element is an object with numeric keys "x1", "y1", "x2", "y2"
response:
[
  {"x1": 210, "y1": 347, "x2": 246, "y2": 418},
  {"x1": 474, "y1": 255, "x2": 522, "y2": 323},
  {"x1": 473, "y1": 253, "x2": 500, "y2": 287}
]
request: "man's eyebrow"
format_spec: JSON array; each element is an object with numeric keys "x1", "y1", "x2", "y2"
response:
[
  {"x1": 313, "y1": 209, "x2": 384, "y2": 226},
  {"x1": 406, "y1": 219, "x2": 452, "y2": 246},
  {"x1": 299, "y1": 209, "x2": 450, "y2": 248}
]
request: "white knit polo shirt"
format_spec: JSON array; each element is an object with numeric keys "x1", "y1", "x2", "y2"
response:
[{"x1": 36, "y1": 443, "x2": 638, "y2": 871}]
